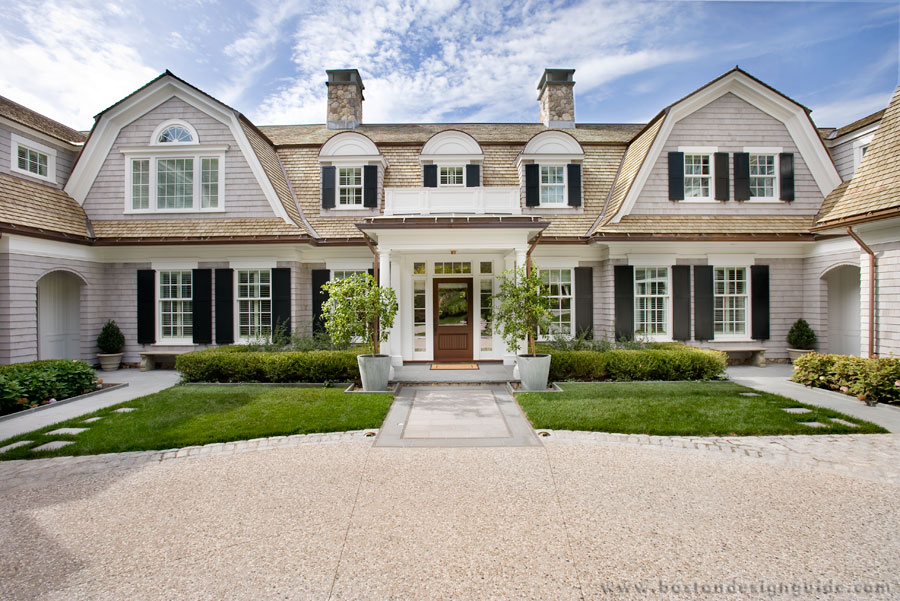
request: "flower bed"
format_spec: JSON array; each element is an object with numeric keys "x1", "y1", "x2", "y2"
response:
[
  {"x1": 0, "y1": 360, "x2": 100, "y2": 416},
  {"x1": 175, "y1": 348, "x2": 361, "y2": 384},
  {"x1": 792, "y1": 352, "x2": 900, "y2": 405},
  {"x1": 536, "y1": 345, "x2": 727, "y2": 382}
]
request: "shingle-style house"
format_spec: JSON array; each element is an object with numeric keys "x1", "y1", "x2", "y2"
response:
[{"x1": 1, "y1": 67, "x2": 897, "y2": 367}]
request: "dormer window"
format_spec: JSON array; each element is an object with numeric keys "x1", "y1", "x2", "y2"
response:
[
  {"x1": 318, "y1": 132, "x2": 385, "y2": 210},
  {"x1": 338, "y1": 167, "x2": 363, "y2": 206},
  {"x1": 157, "y1": 125, "x2": 194, "y2": 144},
  {"x1": 10, "y1": 133, "x2": 57, "y2": 183},
  {"x1": 420, "y1": 131, "x2": 483, "y2": 189},
  {"x1": 439, "y1": 166, "x2": 464, "y2": 186},
  {"x1": 517, "y1": 131, "x2": 584, "y2": 209},
  {"x1": 540, "y1": 166, "x2": 565, "y2": 204}
]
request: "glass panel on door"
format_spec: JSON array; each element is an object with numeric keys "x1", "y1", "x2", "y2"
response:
[{"x1": 437, "y1": 283, "x2": 469, "y2": 326}]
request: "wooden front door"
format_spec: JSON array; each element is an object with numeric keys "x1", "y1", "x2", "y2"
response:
[{"x1": 433, "y1": 278, "x2": 473, "y2": 362}]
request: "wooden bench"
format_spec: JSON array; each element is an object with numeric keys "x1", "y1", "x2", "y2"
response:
[
  {"x1": 700, "y1": 344, "x2": 767, "y2": 367},
  {"x1": 140, "y1": 350, "x2": 193, "y2": 371}
]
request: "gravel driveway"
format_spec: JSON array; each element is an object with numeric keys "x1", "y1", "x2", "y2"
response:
[{"x1": 2, "y1": 435, "x2": 899, "y2": 600}]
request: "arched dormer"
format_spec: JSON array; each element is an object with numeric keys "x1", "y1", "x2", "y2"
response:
[
  {"x1": 318, "y1": 132, "x2": 386, "y2": 211},
  {"x1": 516, "y1": 131, "x2": 584, "y2": 209},
  {"x1": 151, "y1": 120, "x2": 199, "y2": 145},
  {"x1": 420, "y1": 130, "x2": 484, "y2": 188}
]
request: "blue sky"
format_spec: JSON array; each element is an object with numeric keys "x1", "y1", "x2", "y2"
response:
[{"x1": 0, "y1": 0, "x2": 897, "y2": 131}]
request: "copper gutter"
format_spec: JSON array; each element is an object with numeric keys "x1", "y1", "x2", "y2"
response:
[{"x1": 846, "y1": 226, "x2": 876, "y2": 357}]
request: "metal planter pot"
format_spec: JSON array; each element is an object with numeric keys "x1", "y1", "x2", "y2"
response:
[
  {"x1": 357, "y1": 355, "x2": 392, "y2": 391},
  {"x1": 516, "y1": 354, "x2": 551, "y2": 392},
  {"x1": 97, "y1": 353, "x2": 123, "y2": 372}
]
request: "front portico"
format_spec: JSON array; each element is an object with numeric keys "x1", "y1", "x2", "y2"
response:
[{"x1": 357, "y1": 216, "x2": 548, "y2": 366}]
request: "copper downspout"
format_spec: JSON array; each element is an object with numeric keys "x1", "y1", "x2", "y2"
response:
[
  {"x1": 846, "y1": 227, "x2": 876, "y2": 358},
  {"x1": 525, "y1": 231, "x2": 543, "y2": 276},
  {"x1": 361, "y1": 232, "x2": 380, "y2": 353}
]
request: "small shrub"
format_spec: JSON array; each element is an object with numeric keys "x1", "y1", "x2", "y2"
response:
[
  {"x1": 0, "y1": 360, "x2": 99, "y2": 415},
  {"x1": 176, "y1": 348, "x2": 361, "y2": 384},
  {"x1": 792, "y1": 353, "x2": 900, "y2": 404},
  {"x1": 786, "y1": 319, "x2": 817, "y2": 350},
  {"x1": 97, "y1": 320, "x2": 125, "y2": 354},
  {"x1": 544, "y1": 347, "x2": 727, "y2": 382}
]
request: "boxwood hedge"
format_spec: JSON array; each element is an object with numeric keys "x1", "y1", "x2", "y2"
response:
[
  {"x1": 541, "y1": 346, "x2": 727, "y2": 382},
  {"x1": 176, "y1": 348, "x2": 361, "y2": 384},
  {"x1": 0, "y1": 360, "x2": 99, "y2": 415}
]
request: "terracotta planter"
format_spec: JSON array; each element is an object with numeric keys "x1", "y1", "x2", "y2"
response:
[{"x1": 97, "y1": 353, "x2": 123, "y2": 371}]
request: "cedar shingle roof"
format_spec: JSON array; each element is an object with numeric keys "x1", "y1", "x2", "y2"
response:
[
  {"x1": 595, "y1": 215, "x2": 815, "y2": 236},
  {"x1": 0, "y1": 172, "x2": 89, "y2": 237},
  {"x1": 0, "y1": 96, "x2": 86, "y2": 145},
  {"x1": 828, "y1": 109, "x2": 884, "y2": 140},
  {"x1": 90, "y1": 218, "x2": 308, "y2": 240},
  {"x1": 817, "y1": 84, "x2": 900, "y2": 227}
]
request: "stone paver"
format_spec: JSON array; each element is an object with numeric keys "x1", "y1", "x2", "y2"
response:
[
  {"x1": 1, "y1": 430, "x2": 898, "y2": 600},
  {"x1": 800, "y1": 421, "x2": 827, "y2": 428},
  {"x1": 114, "y1": 407, "x2": 136, "y2": 413},
  {"x1": 82, "y1": 417, "x2": 103, "y2": 423},
  {"x1": 831, "y1": 418, "x2": 860, "y2": 428},
  {"x1": 46, "y1": 428, "x2": 88, "y2": 436},
  {"x1": 31, "y1": 441, "x2": 74, "y2": 452},
  {"x1": 0, "y1": 441, "x2": 31, "y2": 454},
  {"x1": 782, "y1": 407, "x2": 812, "y2": 414}
]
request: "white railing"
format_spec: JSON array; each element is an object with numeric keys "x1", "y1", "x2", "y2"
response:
[{"x1": 384, "y1": 187, "x2": 522, "y2": 216}]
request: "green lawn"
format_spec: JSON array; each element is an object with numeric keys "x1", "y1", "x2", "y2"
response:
[
  {"x1": 0, "y1": 385, "x2": 393, "y2": 460},
  {"x1": 517, "y1": 381, "x2": 887, "y2": 436}
]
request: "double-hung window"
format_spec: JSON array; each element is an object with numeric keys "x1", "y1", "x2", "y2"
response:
[
  {"x1": 683, "y1": 154, "x2": 711, "y2": 199},
  {"x1": 237, "y1": 269, "x2": 272, "y2": 340},
  {"x1": 159, "y1": 271, "x2": 193, "y2": 340},
  {"x1": 10, "y1": 134, "x2": 56, "y2": 183},
  {"x1": 714, "y1": 267, "x2": 748, "y2": 337},
  {"x1": 540, "y1": 165, "x2": 565, "y2": 205},
  {"x1": 439, "y1": 166, "x2": 464, "y2": 186},
  {"x1": 749, "y1": 154, "x2": 776, "y2": 200},
  {"x1": 338, "y1": 167, "x2": 363, "y2": 206},
  {"x1": 634, "y1": 267, "x2": 669, "y2": 337},
  {"x1": 539, "y1": 268, "x2": 573, "y2": 338}
]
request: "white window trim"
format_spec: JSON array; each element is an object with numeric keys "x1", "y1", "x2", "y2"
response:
[
  {"x1": 633, "y1": 266, "x2": 672, "y2": 342},
  {"x1": 437, "y1": 163, "x2": 466, "y2": 187},
  {"x1": 234, "y1": 267, "x2": 273, "y2": 343},
  {"x1": 124, "y1": 149, "x2": 226, "y2": 214},
  {"x1": 537, "y1": 267, "x2": 575, "y2": 340},
  {"x1": 156, "y1": 270, "x2": 195, "y2": 345},
  {"x1": 678, "y1": 146, "x2": 716, "y2": 203},
  {"x1": 334, "y1": 165, "x2": 365, "y2": 210},
  {"x1": 10, "y1": 133, "x2": 57, "y2": 183},
  {"x1": 538, "y1": 162, "x2": 568, "y2": 207},
  {"x1": 743, "y1": 147, "x2": 782, "y2": 203},
  {"x1": 151, "y1": 120, "x2": 199, "y2": 145},
  {"x1": 712, "y1": 266, "x2": 752, "y2": 341}
]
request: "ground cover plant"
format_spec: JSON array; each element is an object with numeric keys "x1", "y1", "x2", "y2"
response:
[
  {"x1": 517, "y1": 381, "x2": 886, "y2": 436},
  {"x1": 0, "y1": 385, "x2": 393, "y2": 460},
  {"x1": 0, "y1": 360, "x2": 99, "y2": 415},
  {"x1": 792, "y1": 353, "x2": 900, "y2": 405}
]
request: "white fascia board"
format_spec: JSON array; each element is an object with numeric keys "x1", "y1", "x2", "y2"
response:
[
  {"x1": 419, "y1": 154, "x2": 483, "y2": 163},
  {"x1": 151, "y1": 259, "x2": 199, "y2": 270},
  {"x1": 0, "y1": 116, "x2": 82, "y2": 150},
  {"x1": 372, "y1": 228, "x2": 532, "y2": 251},
  {"x1": 326, "y1": 259, "x2": 375, "y2": 271},
  {"x1": 609, "y1": 71, "x2": 842, "y2": 224},
  {"x1": 230, "y1": 258, "x2": 278, "y2": 269},
  {"x1": 706, "y1": 254, "x2": 755, "y2": 266},
  {"x1": 627, "y1": 254, "x2": 675, "y2": 266},
  {"x1": 318, "y1": 155, "x2": 388, "y2": 168},
  {"x1": 824, "y1": 122, "x2": 880, "y2": 148},
  {"x1": 514, "y1": 153, "x2": 584, "y2": 168},
  {"x1": 603, "y1": 240, "x2": 812, "y2": 259}
]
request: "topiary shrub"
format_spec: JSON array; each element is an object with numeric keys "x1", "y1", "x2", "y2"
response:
[
  {"x1": 0, "y1": 360, "x2": 99, "y2": 415},
  {"x1": 792, "y1": 352, "x2": 900, "y2": 405},
  {"x1": 97, "y1": 320, "x2": 125, "y2": 354},
  {"x1": 786, "y1": 319, "x2": 817, "y2": 350}
]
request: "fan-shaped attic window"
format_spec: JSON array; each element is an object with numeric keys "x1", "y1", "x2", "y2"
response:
[{"x1": 151, "y1": 121, "x2": 199, "y2": 145}]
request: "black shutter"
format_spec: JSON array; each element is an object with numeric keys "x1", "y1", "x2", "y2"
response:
[
  {"x1": 567, "y1": 163, "x2": 582, "y2": 207},
  {"x1": 693, "y1": 266, "x2": 714, "y2": 341},
  {"x1": 733, "y1": 152, "x2": 750, "y2": 201},
  {"x1": 671, "y1": 265, "x2": 691, "y2": 341},
  {"x1": 311, "y1": 269, "x2": 330, "y2": 334},
  {"x1": 136, "y1": 269, "x2": 155, "y2": 344},
  {"x1": 780, "y1": 153, "x2": 794, "y2": 201},
  {"x1": 272, "y1": 268, "x2": 291, "y2": 335},
  {"x1": 466, "y1": 164, "x2": 480, "y2": 187},
  {"x1": 192, "y1": 269, "x2": 212, "y2": 344},
  {"x1": 215, "y1": 269, "x2": 234, "y2": 344},
  {"x1": 751, "y1": 265, "x2": 770, "y2": 340},
  {"x1": 574, "y1": 266, "x2": 593, "y2": 337},
  {"x1": 614, "y1": 265, "x2": 634, "y2": 340},
  {"x1": 714, "y1": 152, "x2": 730, "y2": 201},
  {"x1": 423, "y1": 164, "x2": 437, "y2": 188},
  {"x1": 525, "y1": 163, "x2": 539, "y2": 207},
  {"x1": 321, "y1": 166, "x2": 335, "y2": 209},
  {"x1": 363, "y1": 165, "x2": 377, "y2": 208},
  {"x1": 668, "y1": 152, "x2": 684, "y2": 201}
]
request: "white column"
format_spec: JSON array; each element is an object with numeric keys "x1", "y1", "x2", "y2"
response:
[
  {"x1": 379, "y1": 249, "x2": 391, "y2": 288},
  {"x1": 389, "y1": 254, "x2": 402, "y2": 366},
  {"x1": 514, "y1": 248, "x2": 527, "y2": 271}
]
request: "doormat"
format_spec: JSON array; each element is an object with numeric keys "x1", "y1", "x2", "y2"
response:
[{"x1": 430, "y1": 363, "x2": 479, "y2": 370}]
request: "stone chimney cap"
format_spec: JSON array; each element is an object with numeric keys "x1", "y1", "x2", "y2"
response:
[
  {"x1": 537, "y1": 69, "x2": 575, "y2": 96},
  {"x1": 326, "y1": 69, "x2": 365, "y2": 98}
]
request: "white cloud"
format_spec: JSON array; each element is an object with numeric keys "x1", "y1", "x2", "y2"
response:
[
  {"x1": 0, "y1": 0, "x2": 158, "y2": 130},
  {"x1": 810, "y1": 91, "x2": 893, "y2": 128}
]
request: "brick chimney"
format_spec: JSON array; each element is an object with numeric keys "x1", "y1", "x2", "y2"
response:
[
  {"x1": 326, "y1": 69, "x2": 364, "y2": 129},
  {"x1": 537, "y1": 69, "x2": 575, "y2": 129}
]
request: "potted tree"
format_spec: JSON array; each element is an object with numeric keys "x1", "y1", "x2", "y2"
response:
[
  {"x1": 322, "y1": 272, "x2": 398, "y2": 391},
  {"x1": 786, "y1": 318, "x2": 817, "y2": 362},
  {"x1": 97, "y1": 320, "x2": 125, "y2": 371},
  {"x1": 494, "y1": 265, "x2": 553, "y2": 391}
]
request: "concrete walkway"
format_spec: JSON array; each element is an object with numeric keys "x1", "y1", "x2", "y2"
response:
[
  {"x1": 0, "y1": 369, "x2": 181, "y2": 440},
  {"x1": 393, "y1": 361, "x2": 515, "y2": 383},
  {"x1": 2, "y1": 431, "x2": 898, "y2": 600},
  {"x1": 728, "y1": 364, "x2": 900, "y2": 433}
]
